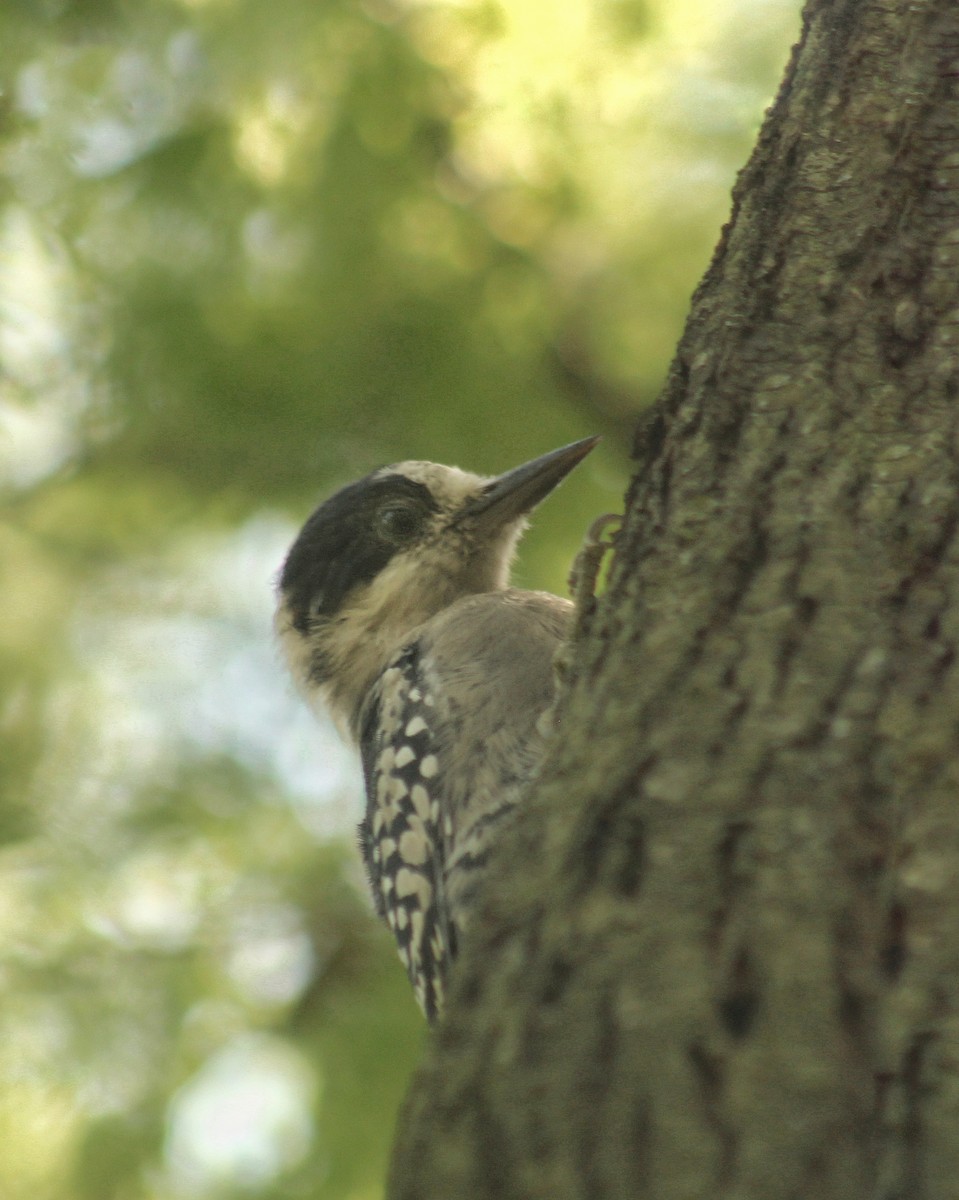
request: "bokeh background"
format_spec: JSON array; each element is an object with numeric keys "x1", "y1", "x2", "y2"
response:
[{"x1": 2, "y1": 1, "x2": 797, "y2": 1196}]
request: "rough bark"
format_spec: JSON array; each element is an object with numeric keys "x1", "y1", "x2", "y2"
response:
[{"x1": 389, "y1": 1, "x2": 959, "y2": 1196}]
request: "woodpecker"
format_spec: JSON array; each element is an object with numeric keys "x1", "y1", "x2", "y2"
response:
[{"x1": 275, "y1": 437, "x2": 599, "y2": 1021}]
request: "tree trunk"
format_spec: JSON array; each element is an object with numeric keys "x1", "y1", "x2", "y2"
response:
[{"x1": 388, "y1": 1, "x2": 959, "y2": 1196}]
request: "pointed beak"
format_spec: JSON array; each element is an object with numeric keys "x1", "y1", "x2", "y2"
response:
[{"x1": 461, "y1": 436, "x2": 600, "y2": 529}]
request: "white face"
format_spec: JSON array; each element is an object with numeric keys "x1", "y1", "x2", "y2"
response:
[
  {"x1": 277, "y1": 438, "x2": 596, "y2": 740},
  {"x1": 276, "y1": 462, "x2": 527, "y2": 736}
]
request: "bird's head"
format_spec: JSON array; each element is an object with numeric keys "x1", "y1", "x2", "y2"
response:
[{"x1": 275, "y1": 436, "x2": 598, "y2": 731}]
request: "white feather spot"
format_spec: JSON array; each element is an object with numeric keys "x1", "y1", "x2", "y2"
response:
[
  {"x1": 405, "y1": 716, "x2": 428, "y2": 737},
  {"x1": 394, "y1": 745, "x2": 416, "y2": 768},
  {"x1": 420, "y1": 755, "x2": 439, "y2": 778},
  {"x1": 399, "y1": 828, "x2": 429, "y2": 866},
  {"x1": 411, "y1": 784, "x2": 431, "y2": 821},
  {"x1": 410, "y1": 909, "x2": 426, "y2": 952},
  {"x1": 388, "y1": 776, "x2": 409, "y2": 801},
  {"x1": 396, "y1": 868, "x2": 432, "y2": 909}
]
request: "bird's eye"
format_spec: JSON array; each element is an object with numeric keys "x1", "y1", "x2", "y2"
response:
[{"x1": 375, "y1": 503, "x2": 421, "y2": 543}]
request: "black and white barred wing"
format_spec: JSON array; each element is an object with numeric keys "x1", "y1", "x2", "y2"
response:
[{"x1": 357, "y1": 644, "x2": 453, "y2": 1022}]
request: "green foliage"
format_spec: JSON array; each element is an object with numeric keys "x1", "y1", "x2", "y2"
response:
[{"x1": 0, "y1": 0, "x2": 798, "y2": 1195}]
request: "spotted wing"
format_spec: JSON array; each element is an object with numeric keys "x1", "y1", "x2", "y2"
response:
[{"x1": 357, "y1": 643, "x2": 453, "y2": 1022}]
